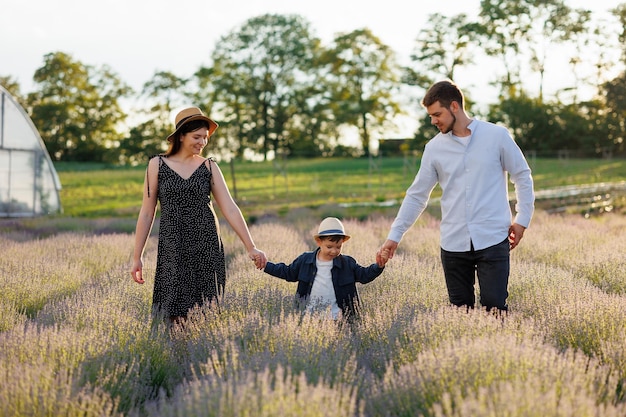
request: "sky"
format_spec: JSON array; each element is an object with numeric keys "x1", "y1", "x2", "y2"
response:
[{"x1": 0, "y1": 0, "x2": 621, "y2": 138}]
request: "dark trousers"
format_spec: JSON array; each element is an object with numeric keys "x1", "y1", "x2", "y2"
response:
[{"x1": 440, "y1": 238, "x2": 510, "y2": 311}]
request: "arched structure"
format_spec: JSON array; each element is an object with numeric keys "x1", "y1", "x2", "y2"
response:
[{"x1": 0, "y1": 85, "x2": 62, "y2": 217}]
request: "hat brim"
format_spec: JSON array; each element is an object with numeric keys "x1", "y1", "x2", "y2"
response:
[
  {"x1": 314, "y1": 232, "x2": 351, "y2": 241},
  {"x1": 166, "y1": 115, "x2": 218, "y2": 142}
]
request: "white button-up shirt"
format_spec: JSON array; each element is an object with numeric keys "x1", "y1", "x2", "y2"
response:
[{"x1": 388, "y1": 119, "x2": 535, "y2": 252}]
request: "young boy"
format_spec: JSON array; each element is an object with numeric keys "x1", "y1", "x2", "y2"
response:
[{"x1": 263, "y1": 217, "x2": 389, "y2": 320}]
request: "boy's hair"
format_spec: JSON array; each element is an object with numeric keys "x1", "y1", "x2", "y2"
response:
[
  {"x1": 421, "y1": 80, "x2": 464, "y2": 109},
  {"x1": 318, "y1": 235, "x2": 346, "y2": 243}
]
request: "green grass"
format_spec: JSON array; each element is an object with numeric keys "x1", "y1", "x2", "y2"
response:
[{"x1": 52, "y1": 157, "x2": 626, "y2": 221}]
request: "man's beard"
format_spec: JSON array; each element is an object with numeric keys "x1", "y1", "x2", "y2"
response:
[{"x1": 440, "y1": 113, "x2": 457, "y2": 134}]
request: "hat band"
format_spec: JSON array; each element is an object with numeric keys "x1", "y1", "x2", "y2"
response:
[
  {"x1": 319, "y1": 228, "x2": 344, "y2": 235},
  {"x1": 176, "y1": 114, "x2": 202, "y2": 129}
]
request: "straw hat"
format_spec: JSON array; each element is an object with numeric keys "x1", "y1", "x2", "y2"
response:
[
  {"x1": 166, "y1": 107, "x2": 218, "y2": 142},
  {"x1": 314, "y1": 217, "x2": 351, "y2": 240}
]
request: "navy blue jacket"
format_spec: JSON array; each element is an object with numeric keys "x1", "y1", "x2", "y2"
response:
[{"x1": 263, "y1": 248, "x2": 384, "y2": 319}]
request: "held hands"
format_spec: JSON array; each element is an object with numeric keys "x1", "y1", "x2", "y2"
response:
[
  {"x1": 377, "y1": 248, "x2": 390, "y2": 267},
  {"x1": 249, "y1": 247, "x2": 267, "y2": 270},
  {"x1": 376, "y1": 239, "x2": 399, "y2": 267}
]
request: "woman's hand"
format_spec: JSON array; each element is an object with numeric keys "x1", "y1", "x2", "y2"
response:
[
  {"x1": 131, "y1": 259, "x2": 145, "y2": 284},
  {"x1": 249, "y1": 248, "x2": 267, "y2": 270}
]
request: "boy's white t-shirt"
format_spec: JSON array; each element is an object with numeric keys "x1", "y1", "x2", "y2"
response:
[{"x1": 308, "y1": 258, "x2": 340, "y2": 319}]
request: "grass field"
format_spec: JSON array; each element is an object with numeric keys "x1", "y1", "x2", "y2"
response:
[
  {"x1": 1, "y1": 212, "x2": 625, "y2": 416},
  {"x1": 52, "y1": 157, "x2": 626, "y2": 221},
  {"x1": 0, "y1": 157, "x2": 625, "y2": 416}
]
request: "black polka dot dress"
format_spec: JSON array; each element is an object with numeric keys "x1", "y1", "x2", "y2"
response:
[{"x1": 152, "y1": 156, "x2": 226, "y2": 318}]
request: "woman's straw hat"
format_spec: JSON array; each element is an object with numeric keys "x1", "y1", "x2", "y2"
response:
[
  {"x1": 166, "y1": 107, "x2": 218, "y2": 142},
  {"x1": 314, "y1": 217, "x2": 351, "y2": 240}
]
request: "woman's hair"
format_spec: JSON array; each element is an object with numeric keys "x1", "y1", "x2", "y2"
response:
[
  {"x1": 165, "y1": 120, "x2": 210, "y2": 156},
  {"x1": 421, "y1": 80, "x2": 464, "y2": 109}
]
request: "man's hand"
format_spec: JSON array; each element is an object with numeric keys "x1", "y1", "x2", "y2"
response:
[
  {"x1": 508, "y1": 223, "x2": 526, "y2": 250},
  {"x1": 377, "y1": 239, "x2": 399, "y2": 265}
]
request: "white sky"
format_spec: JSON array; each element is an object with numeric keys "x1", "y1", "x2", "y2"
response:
[{"x1": 0, "y1": 0, "x2": 621, "y2": 139}]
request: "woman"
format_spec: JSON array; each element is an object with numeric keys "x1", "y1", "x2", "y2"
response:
[{"x1": 130, "y1": 107, "x2": 266, "y2": 322}]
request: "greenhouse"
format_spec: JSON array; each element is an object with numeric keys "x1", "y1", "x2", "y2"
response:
[{"x1": 0, "y1": 85, "x2": 62, "y2": 217}]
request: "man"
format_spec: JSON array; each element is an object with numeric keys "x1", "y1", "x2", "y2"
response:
[{"x1": 377, "y1": 80, "x2": 535, "y2": 312}]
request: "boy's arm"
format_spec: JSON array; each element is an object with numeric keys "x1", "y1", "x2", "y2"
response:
[
  {"x1": 263, "y1": 259, "x2": 301, "y2": 282},
  {"x1": 347, "y1": 256, "x2": 385, "y2": 284}
]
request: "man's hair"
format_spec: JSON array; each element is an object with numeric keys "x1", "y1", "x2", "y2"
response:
[
  {"x1": 319, "y1": 235, "x2": 345, "y2": 243},
  {"x1": 421, "y1": 80, "x2": 465, "y2": 109}
]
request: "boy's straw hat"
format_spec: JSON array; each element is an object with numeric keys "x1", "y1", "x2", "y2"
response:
[
  {"x1": 167, "y1": 107, "x2": 218, "y2": 142},
  {"x1": 314, "y1": 217, "x2": 351, "y2": 240}
]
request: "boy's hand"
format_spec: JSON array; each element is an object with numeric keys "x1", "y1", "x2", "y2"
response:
[
  {"x1": 376, "y1": 240, "x2": 398, "y2": 266},
  {"x1": 249, "y1": 248, "x2": 267, "y2": 270},
  {"x1": 377, "y1": 248, "x2": 390, "y2": 267}
]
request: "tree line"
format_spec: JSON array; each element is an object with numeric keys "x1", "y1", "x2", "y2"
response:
[{"x1": 2, "y1": 0, "x2": 626, "y2": 164}]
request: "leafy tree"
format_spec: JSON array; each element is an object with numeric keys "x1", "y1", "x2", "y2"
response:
[
  {"x1": 405, "y1": 13, "x2": 481, "y2": 88},
  {"x1": 205, "y1": 14, "x2": 321, "y2": 161},
  {"x1": 121, "y1": 121, "x2": 170, "y2": 166},
  {"x1": 27, "y1": 52, "x2": 131, "y2": 162},
  {"x1": 197, "y1": 53, "x2": 258, "y2": 160},
  {"x1": 602, "y1": 72, "x2": 626, "y2": 155},
  {"x1": 558, "y1": 100, "x2": 613, "y2": 157},
  {"x1": 559, "y1": 13, "x2": 613, "y2": 105},
  {"x1": 486, "y1": 94, "x2": 616, "y2": 157},
  {"x1": 488, "y1": 94, "x2": 566, "y2": 154},
  {"x1": 323, "y1": 28, "x2": 403, "y2": 157},
  {"x1": 527, "y1": 4, "x2": 589, "y2": 102},
  {"x1": 281, "y1": 78, "x2": 339, "y2": 158},
  {"x1": 477, "y1": 0, "x2": 585, "y2": 100},
  {"x1": 612, "y1": 3, "x2": 626, "y2": 64},
  {"x1": 403, "y1": 12, "x2": 483, "y2": 155},
  {"x1": 119, "y1": 71, "x2": 188, "y2": 165},
  {"x1": 411, "y1": 112, "x2": 438, "y2": 153},
  {"x1": 189, "y1": 66, "x2": 252, "y2": 161},
  {"x1": 0, "y1": 76, "x2": 26, "y2": 108}
]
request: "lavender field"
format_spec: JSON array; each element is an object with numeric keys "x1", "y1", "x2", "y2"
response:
[{"x1": 1, "y1": 212, "x2": 625, "y2": 416}]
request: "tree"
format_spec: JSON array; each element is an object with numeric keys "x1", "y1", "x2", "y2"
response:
[
  {"x1": 119, "y1": 71, "x2": 188, "y2": 165},
  {"x1": 121, "y1": 120, "x2": 171, "y2": 166},
  {"x1": 205, "y1": 14, "x2": 322, "y2": 161},
  {"x1": 0, "y1": 76, "x2": 26, "y2": 108},
  {"x1": 527, "y1": 3, "x2": 589, "y2": 102},
  {"x1": 612, "y1": 3, "x2": 626, "y2": 65},
  {"x1": 27, "y1": 52, "x2": 131, "y2": 162},
  {"x1": 558, "y1": 100, "x2": 613, "y2": 157},
  {"x1": 196, "y1": 54, "x2": 255, "y2": 161},
  {"x1": 323, "y1": 28, "x2": 403, "y2": 157},
  {"x1": 477, "y1": 0, "x2": 586, "y2": 101},
  {"x1": 403, "y1": 12, "x2": 483, "y2": 154},
  {"x1": 602, "y1": 72, "x2": 626, "y2": 155},
  {"x1": 405, "y1": 13, "x2": 481, "y2": 88},
  {"x1": 488, "y1": 94, "x2": 568, "y2": 154}
]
